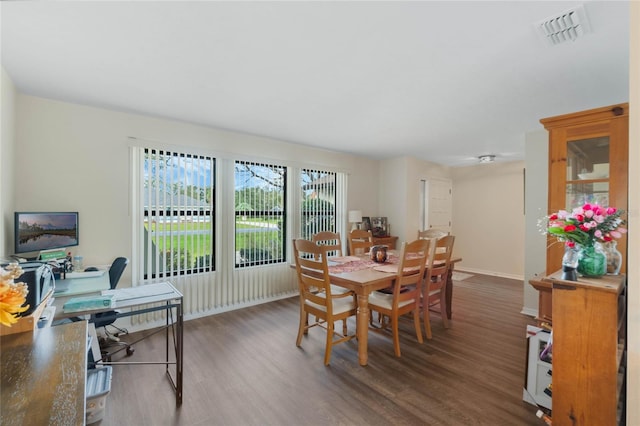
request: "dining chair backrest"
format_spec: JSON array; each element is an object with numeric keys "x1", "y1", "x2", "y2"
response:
[
  {"x1": 311, "y1": 231, "x2": 343, "y2": 257},
  {"x1": 393, "y1": 239, "x2": 431, "y2": 301},
  {"x1": 430, "y1": 235, "x2": 455, "y2": 278},
  {"x1": 417, "y1": 229, "x2": 448, "y2": 240},
  {"x1": 293, "y1": 238, "x2": 334, "y2": 308},
  {"x1": 348, "y1": 229, "x2": 373, "y2": 255}
]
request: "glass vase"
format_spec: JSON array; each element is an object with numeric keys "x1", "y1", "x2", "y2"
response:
[
  {"x1": 561, "y1": 245, "x2": 580, "y2": 281},
  {"x1": 577, "y1": 242, "x2": 607, "y2": 277},
  {"x1": 603, "y1": 241, "x2": 622, "y2": 275}
]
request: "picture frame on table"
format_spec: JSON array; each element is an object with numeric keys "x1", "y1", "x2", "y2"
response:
[
  {"x1": 361, "y1": 217, "x2": 372, "y2": 231},
  {"x1": 370, "y1": 217, "x2": 388, "y2": 237}
]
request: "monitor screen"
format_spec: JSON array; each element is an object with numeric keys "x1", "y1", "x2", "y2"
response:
[{"x1": 14, "y1": 212, "x2": 79, "y2": 255}]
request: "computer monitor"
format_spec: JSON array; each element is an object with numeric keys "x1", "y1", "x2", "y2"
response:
[{"x1": 14, "y1": 212, "x2": 79, "y2": 256}]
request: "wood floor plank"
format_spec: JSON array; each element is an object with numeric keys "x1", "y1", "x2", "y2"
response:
[{"x1": 101, "y1": 274, "x2": 541, "y2": 425}]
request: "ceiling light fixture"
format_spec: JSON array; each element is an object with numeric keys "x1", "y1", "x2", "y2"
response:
[{"x1": 478, "y1": 155, "x2": 496, "y2": 163}]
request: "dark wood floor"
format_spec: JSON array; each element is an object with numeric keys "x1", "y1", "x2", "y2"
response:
[{"x1": 101, "y1": 274, "x2": 541, "y2": 425}]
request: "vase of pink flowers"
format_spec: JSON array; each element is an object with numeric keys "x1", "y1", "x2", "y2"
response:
[{"x1": 541, "y1": 203, "x2": 626, "y2": 280}]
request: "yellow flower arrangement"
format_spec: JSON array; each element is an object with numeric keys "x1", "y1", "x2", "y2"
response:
[{"x1": 0, "y1": 263, "x2": 29, "y2": 327}]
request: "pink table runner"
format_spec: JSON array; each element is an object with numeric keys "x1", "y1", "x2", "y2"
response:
[{"x1": 328, "y1": 254, "x2": 400, "y2": 274}]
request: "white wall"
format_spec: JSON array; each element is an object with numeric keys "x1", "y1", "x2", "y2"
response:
[
  {"x1": 1, "y1": 68, "x2": 16, "y2": 256},
  {"x1": 451, "y1": 160, "x2": 526, "y2": 279},
  {"x1": 11, "y1": 94, "x2": 380, "y2": 282}
]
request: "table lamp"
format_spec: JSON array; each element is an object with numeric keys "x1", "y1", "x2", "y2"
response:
[{"x1": 348, "y1": 210, "x2": 362, "y2": 231}]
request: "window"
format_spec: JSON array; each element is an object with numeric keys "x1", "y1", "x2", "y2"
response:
[
  {"x1": 142, "y1": 148, "x2": 215, "y2": 278},
  {"x1": 235, "y1": 161, "x2": 286, "y2": 267},
  {"x1": 300, "y1": 169, "x2": 336, "y2": 239}
]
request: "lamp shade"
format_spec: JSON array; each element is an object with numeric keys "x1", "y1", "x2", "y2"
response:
[{"x1": 348, "y1": 210, "x2": 363, "y2": 223}]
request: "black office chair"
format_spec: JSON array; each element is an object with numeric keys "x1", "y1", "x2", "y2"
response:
[{"x1": 94, "y1": 257, "x2": 134, "y2": 360}]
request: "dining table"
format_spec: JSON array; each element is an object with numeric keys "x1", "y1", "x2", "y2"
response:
[{"x1": 324, "y1": 252, "x2": 462, "y2": 366}]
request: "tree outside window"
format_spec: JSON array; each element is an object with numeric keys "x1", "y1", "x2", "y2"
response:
[
  {"x1": 143, "y1": 149, "x2": 215, "y2": 278},
  {"x1": 235, "y1": 161, "x2": 286, "y2": 267}
]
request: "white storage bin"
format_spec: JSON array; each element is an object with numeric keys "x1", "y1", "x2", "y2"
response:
[{"x1": 86, "y1": 366, "x2": 112, "y2": 424}]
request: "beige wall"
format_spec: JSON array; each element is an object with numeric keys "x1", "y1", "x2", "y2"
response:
[
  {"x1": 9, "y1": 94, "x2": 380, "y2": 275},
  {"x1": 627, "y1": 2, "x2": 639, "y2": 423},
  {"x1": 523, "y1": 129, "x2": 548, "y2": 316},
  {"x1": 1, "y1": 68, "x2": 16, "y2": 256},
  {"x1": 451, "y1": 160, "x2": 525, "y2": 279},
  {"x1": 378, "y1": 156, "x2": 451, "y2": 246}
]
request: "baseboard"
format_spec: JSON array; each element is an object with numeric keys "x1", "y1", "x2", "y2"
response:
[
  {"x1": 122, "y1": 291, "x2": 298, "y2": 334},
  {"x1": 455, "y1": 267, "x2": 524, "y2": 281}
]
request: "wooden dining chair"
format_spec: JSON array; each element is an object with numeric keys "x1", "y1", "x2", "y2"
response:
[
  {"x1": 292, "y1": 239, "x2": 357, "y2": 365},
  {"x1": 348, "y1": 229, "x2": 373, "y2": 255},
  {"x1": 422, "y1": 235, "x2": 455, "y2": 339},
  {"x1": 368, "y1": 238, "x2": 431, "y2": 357},
  {"x1": 312, "y1": 231, "x2": 343, "y2": 257},
  {"x1": 417, "y1": 229, "x2": 448, "y2": 240}
]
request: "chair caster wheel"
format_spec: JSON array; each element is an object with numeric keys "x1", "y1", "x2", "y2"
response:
[{"x1": 126, "y1": 347, "x2": 135, "y2": 356}]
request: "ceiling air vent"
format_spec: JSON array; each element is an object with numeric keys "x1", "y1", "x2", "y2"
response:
[{"x1": 535, "y1": 5, "x2": 591, "y2": 46}]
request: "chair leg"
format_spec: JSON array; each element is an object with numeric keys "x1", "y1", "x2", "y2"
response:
[
  {"x1": 423, "y1": 301, "x2": 433, "y2": 340},
  {"x1": 296, "y1": 308, "x2": 307, "y2": 347},
  {"x1": 413, "y1": 306, "x2": 423, "y2": 345},
  {"x1": 392, "y1": 315, "x2": 401, "y2": 357},
  {"x1": 440, "y1": 290, "x2": 450, "y2": 328},
  {"x1": 342, "y1": 319, "x2": 348, "y2": 335},
  {"x1": 324, "y1": 321, "x2": 334, "y2": 365}
]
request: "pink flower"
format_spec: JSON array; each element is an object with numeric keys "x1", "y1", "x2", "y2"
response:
[{"x1": 606, "y1": 207, "x2": 617, "y2": 215}]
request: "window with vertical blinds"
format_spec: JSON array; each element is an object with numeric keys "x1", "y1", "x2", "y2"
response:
[
  {"x1": 234, "y1": 160, "x2": 286, "y2": 267},
  {"x1": 142, "y1": 148, "x2": 215, "y2": 278},
  {"x1": 300, "y1": 169, "x2": 336, "y2": 240}
]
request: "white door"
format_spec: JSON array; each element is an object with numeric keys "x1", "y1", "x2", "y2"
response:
[{"x1": 421, "y1": 178, "x2": 452, "y2": 233}]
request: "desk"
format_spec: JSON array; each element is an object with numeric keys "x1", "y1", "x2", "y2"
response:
[
  {"x1": 54, "y1": 272, "x2": 110, "y2": 297},
  {"x1": 325, "y1": 254, "x2": 461, "y2": 366},
  {"x1": 53, "y1": 282, "x2": 184, "y2": 406},
  {"x1": 1, "y1": 321, "x2": 88, "y2": 426}
]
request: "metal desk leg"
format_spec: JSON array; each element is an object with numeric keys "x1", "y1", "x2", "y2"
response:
[{"x1": 176, "y1": 300, "x2": 183, "y2": 406}]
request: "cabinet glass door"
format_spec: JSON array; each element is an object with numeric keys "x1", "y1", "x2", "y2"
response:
[{"x1": 566, "y1": 136, "x2": 609, "y2": 208}]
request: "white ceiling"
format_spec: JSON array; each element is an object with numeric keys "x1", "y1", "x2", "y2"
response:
[{"x1": 0, "y1": 1, "x2": 630, "y2": 166}]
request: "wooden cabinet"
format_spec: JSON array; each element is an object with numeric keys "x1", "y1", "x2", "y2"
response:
[
  {"x1": 372, "y1": 235, "x2": 398, "y2": 249},
  {"x1": 541, "y1": 103, "x2": 629, "y2": 276},
  {"x1": 543, "y1": 272, "x2": 626, "y2": 425}
]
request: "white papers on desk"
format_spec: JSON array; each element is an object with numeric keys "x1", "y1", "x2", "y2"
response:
[
  {"x1": 102, "y1": 282, "x2": 175, "y2": 302},
  {"x1": 64, "y1": 270, "x2": 106, "y2": 279}
]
